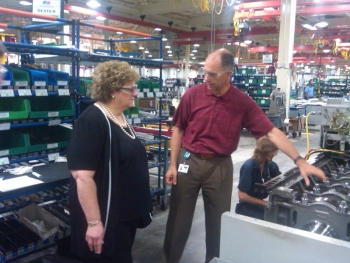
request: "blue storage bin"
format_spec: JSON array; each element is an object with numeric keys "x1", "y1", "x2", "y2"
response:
[
  {"x1": 22, "y1": 68, "x2": 48, "y2": 87},
  {"x1": 1, "y1": 69, "x2": 13, "y2": 86},
  {"x1": 35, "y1": 68, "x2": 69, "y2": 86}
]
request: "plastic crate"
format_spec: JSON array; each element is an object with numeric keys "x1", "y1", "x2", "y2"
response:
[
  {"x1": 1, "y1": 69, "x2": 13, "y2": 86},
  {"x1": 79, "y1": 78, "x2": 92, "y2": 95},
  {"x1": 257, "y1": 88, "x2": 271, "y2": 95},
  {"x1": 36, "y1": 69, "x2": 69, "y2": 86},
  {"x1": 256, "y1": 98, "x2": 271, "y2": 106},
  {"x1": 28, "y1": 96, "x2": 75, "y2": 119},
  {"x1": 5, "y1": 67, "x2": 30, "y2": 87},
  {"x1": 151, "y1": 82, "x2": 160, "y2": 92},
  {"x1": 0, "y1": 130, "x2": 29, "y2": 157},
  {"x1": 137, "y1": 81, "x2": 152, "y2": 92},
  {"x1": 244, "y1": 78, "x2": 257, "y2": 84},
  {"x1": 248, "y1": 88, "x2": 258, "y2": 95},
  {"x1": 24, "y1": 126, "x2": 71, "y2": 152},
  {"x1": 0, "y1": 97, "x2": 30, "y2": 121}
]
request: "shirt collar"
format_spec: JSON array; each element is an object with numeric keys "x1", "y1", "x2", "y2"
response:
[{"x1": 205, "y1": 83, "x2": 235, "y2": 101}]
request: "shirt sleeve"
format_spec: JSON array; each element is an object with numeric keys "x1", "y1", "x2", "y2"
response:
[
  {"x1": 238, "y1": 160, "x2": 254, "y2": 193},
  {"x1": 67, "y1": 107, "x2": 108, "y2": 171}
]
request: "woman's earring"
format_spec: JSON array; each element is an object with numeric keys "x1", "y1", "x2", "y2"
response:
[{"x1": 112, "y1": 95, "x2": 115, "y2": 98}]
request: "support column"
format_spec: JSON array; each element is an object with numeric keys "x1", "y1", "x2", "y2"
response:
[
  {"x1": 276, "y1": 0, "x2": 296, "y2": 125},
  {"x1": 184, "y1": 42, "x2": 190, "y2": 87}
]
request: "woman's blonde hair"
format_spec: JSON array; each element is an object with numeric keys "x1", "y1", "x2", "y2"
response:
[
  {"x1": 252, "y1": 136, "x2": 278, "y2": 163},
  {"x1": 91, "y1": 60, "x2": 139, "y2": 102}
]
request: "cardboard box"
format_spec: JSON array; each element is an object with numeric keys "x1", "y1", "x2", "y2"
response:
[
  {"x1": 17, "y1": 203, "x2": 60, "y2": 240},
  {"x1": 289, "y1": 116, "x2": 305, "y2": 131}
]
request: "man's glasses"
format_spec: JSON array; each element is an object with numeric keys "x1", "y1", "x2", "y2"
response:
[
  {"x1": 119, "y1": 84, "x2": 138, "y2": 94},
  {"x1": 203, "y1": 71, "x2": 223, "y2": 78}
]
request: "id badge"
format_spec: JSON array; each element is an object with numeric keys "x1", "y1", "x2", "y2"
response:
[{"x1": 178, "y1": 163, "x2": 189, "y2": 173}]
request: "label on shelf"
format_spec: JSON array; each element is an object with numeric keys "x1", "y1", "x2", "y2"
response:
[
  {"x1": 1, "y1": 80, "x2": 11, "y2": 86},
  {"x1": 262, "y1": 89, "x2": 267, "y2": 94},
  {"x1": 35, "y1": 89, "x2": 48, "y2": 96},
  {"x1": 137, "y1": 92, "x2": 144, "y2": 98},
  {"x1": 0, "y1": 122, "x2": 11, "y2": 131},
  {"x1": 147, "y1": 92, "x2": 154, "y2": 98},
  {"x1": 261, "y1": 99, "x2": 265, "y2": 104},
  {"x1": 48, "y1": 153, "x2": 60, "y2": 161},
  {"x1": 18, "y1": 89, "x2": 32, "y2": 96},
  {"x1": 143, "y1": 88, "x2": 150, "y2": 92},
  {"x1": 57, "y1": 81, "x2": 68, "y2": 86},
  {"x1": 34, "y1": 81, "x2": 46, "y2": 86},
  {"x1": 155, "y1": 92, "x2": 163, "y2": 97},
  {"x1": 133, "y1": 118, "x2": 141, "y2": 124},
  {"x1": 0, "y1": 112, "x2": 9, "y2": 118},
  {"x1": 47, "y1": 143, "x2": 58, "y2": 149},
  {"x1": 48, "y1": 119, "x2": 61, "y2": 126},
  {"x1": 48, "y1": 111, "x2": 59, "y2": 117},
  {"x1": 0, "y1": 89, "x2": 14, "y2": 97},
  {"x1": 58, "y1": 89, "x2": 70, "y2": 96},
  {"x1": 153, "y1": 88, "x2": 160, "y2": 92},
  {"x1": 0, "y1": 156, "x2": 9, "y2": 164},
  {"x1": 15, "y1": 81, "x2": 29, "y2": 87},
  {"x1": 260, "y1": 84, "x2": 263, "y2": 86}
]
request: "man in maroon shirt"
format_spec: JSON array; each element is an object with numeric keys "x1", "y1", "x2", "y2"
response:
[{"x1": 162, "y1": 48, "x2": 326, "y2": 263}]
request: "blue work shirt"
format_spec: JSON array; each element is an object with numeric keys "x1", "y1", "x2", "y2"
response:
[{"x1": 304, "y1": 84, "x2": 314, "y2": 98}]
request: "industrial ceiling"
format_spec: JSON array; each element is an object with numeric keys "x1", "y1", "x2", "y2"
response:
[{"x1": 1, "y1": 0, "x2": 350, "y2": 68}]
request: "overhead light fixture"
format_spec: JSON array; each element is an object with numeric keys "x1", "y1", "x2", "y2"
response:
[
  {"x1": 148, "y1": 54, "x2": 153, "y2": 57},
  {"x1": 84, "y1": 33, "x2": 92, "y2": 37},
  {"x1": 194, "y1": 44, "x2": 200, "y2": 47},
  {"x1": 162, "y1": 36, "x2": 167, "y2": 41},
  {"x1": 310, "y1": 60, "x2": 315, "y2": 63},
  {"x1": 302, "y1": 24, "x2": 317, "y2": 30},
  {"x1": 55, "y1": 36, "x2": 60, "y2": 39},
  {"x1": 263, "y1": 7, "x2": 274, "y2": 11},
  {"x1": 190, "y1": 53, "x2": 194, "y2": 56},
  {"x1": 165, "y1": 43, "x2": 171, "y2": 49},
  {"x1": 116, "y1": 32, "x2": 123, "y2": 35},
  {"x1": 19, "y1": 1, "x2": 32, "y2": 5},
  {"x1": 167, "y1": 50, "x2": 172, "y2": 53},
  {"x1": 323, "y1": 49, "x2": 330, "y2": 53},
  {"x1": 227, "y1": 43, "x2": 232, "y2": 45},
  {"x1": 168, "y1": 54, "x2": 173, "y2": 56},
  {"x1": 192, "y1": 49, "x2": 197, "y2": 53},
  {"x1": 145, "y1": 49, "x2": 149, "y2": 54},
  {"x1": 155, "y1": 28, "x2": 162, "y2": 31},
  {"x1": 192, "y1": 57, "x2": 196, "y2": 60},
  {"x1": 96, "y1": 16, "x2": 106, "y2": 21},
  {"x1": 87, "y1": 0, "x2": 101, "y2": 8},
  {"x1": 64, "y1": 10, "x2": 69, "y2": 14},
  {"x1": 315, "y1": 21, "x2": 328, "y2": 28},
  {"x1": 243, "y1": 40, "x2": 252, "y2": 44},
  {"x1": 129, "y1": 55, "x2": 134, "y2": 58},
  {"x1": 130, "y1": 40, "x2": 137, "y2": 43},
  {"x1": 139, "y1": 46, "x2": 144, "y2": 50}
]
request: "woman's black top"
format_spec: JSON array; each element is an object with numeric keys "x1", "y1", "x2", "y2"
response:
[{"x1": 67, "y1": 104, "x2": 152, "y2": 258}]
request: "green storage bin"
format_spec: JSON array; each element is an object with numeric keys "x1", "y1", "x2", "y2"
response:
[
  {"x1": 258, "y1": 78, "x2": 272, "y2": 85},
  {"x1": 6, "y1": 67, "x2": 30, "y2": 87},
  {"x1": 244, "y1": 78, "x2": 257, "y2": 84},
  {"x1": 258, "y1": 88, "x2": 271, "y2": 95},
  {"x1": 25, "y1": 126, "x2": 71, "y2": 152},
  {"x1": 0, "y1": 130, "x2": 29, "y2": 157},
  {"x1": 28, "y1": 96, "x2": 75, "y2": 119},
  {"x1": 256, "y1": 98, "x2": 271, "y2": 106},
  {"x1": 137, "y1": 81, "x2": 152, "y2": 92},
  {"x1": 0, "y1": 97, "x2": 30, "y2": 121},
  {"x1": 123, "y1": 108, "x2": 130, "y2": 118},
  {"x1": 129, "y1": 107, "x2": 139, "y2": 118},
  {"x1": 79, "y1": 78, "x2": 92, "y2": 95},
  {"x1": 248, "y1": 88, "x2": 258, "y2": 95},
  {"x1": 151, "y1": 82, "x2": 160, "y2": 92}
]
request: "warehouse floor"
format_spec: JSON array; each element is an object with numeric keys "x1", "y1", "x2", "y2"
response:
[{"x1": 18, "y1": 127, "x2": 321, "y2": 263}]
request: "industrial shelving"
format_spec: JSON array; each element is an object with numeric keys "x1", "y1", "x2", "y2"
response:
[
  {"x1": 319, "y1": 75, "x2": 349, "y2": 98},
  {"x1": 0, "y1": 7, "x2": 173, "y2": 262}
]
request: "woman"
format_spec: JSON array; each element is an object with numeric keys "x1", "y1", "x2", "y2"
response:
[
  {"x1": 235, "y1": 136, "x2": 281, "y2": 220},
  {"x1": 67, "y1": 60, "x2": 153, "y2": 262}
]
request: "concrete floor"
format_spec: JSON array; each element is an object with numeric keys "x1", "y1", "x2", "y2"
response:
[{"x1": 19, "y1": 127, "x2": 321, "y2": 263}]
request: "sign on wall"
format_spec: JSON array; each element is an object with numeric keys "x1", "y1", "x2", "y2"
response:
[
  {"x1": 32, "y1": 0, "x2": 62, "y2": 22},
  {"x1": 262, "y1": 54, "x2": 273, "y2": 64}
]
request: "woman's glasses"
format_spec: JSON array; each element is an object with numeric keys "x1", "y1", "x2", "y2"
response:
[{"x1": 120, "y1": 84, "x2": 137, "y2": 94}]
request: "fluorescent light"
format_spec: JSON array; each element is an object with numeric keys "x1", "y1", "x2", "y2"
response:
[
  {"x1": 227, "y1": 43, "x2": 232, "y2": 45},
  {"x1": 162, "y1": 36, "x2": 167, "y2": 41},
  {"x1": 145, "y1": 49, "x2": 149, "y2": 54},
  {"x1": 302, "y1": 24, "x2": 317, "y2": 30},
  {"x1": 64, "y1": 10, "x2": 69, "y2": 14},
  {"x1": 155, "y1": 28, "x2": 162, "y2": 31},
  {"x1": 87, "y1": 0, "x2": 101, "y2": 8},
  {"x1": 117, "y1": 32, "x2": 123, "y2": 35},
  {"x1": 264, "y1": 7, "x2": 274, "y2": 11},
  {"x1": 0, "y1": 29, "x2": 4, "y2": 32},
  {"x1": 129, "y1": 55, "x2": 134, "y2": 58},
  {"x1": 323, "y1": 49, "x2": 330, "y2": 53},
  {"x1": 192, "y1": 57, "x2": 196, "y2": 60},
  {"x1": 243, "y1": 40, "x2": 252, "y2": 44},
  {"x1": 315, "y1": 22, "x2": 328, "y2": 28},
  {"x1": 130, "y1": 40, "x2": 137, "y2": 43},
  {"x1": 192, "y1": 49, "x2": 197, "y2": 53},
  {"x1": 310, "y1": 60, "x2": 314, "y2": 63},
  {"x1": 165, "y1": 43, "x2": 171, "y2": 49},
  {"x1": 168, "y1": 54, "x2": 173, "y2": 57},
  {"x1": 148, "y1": 54, "x2": 153, "y2": 57},
  {"x1": 96, "y1": 16, "x2": 106, "y2": 21},
  {"x1": 167, "y1": 50, "x2": 172, "y2": 53},
  {"x1": 19, "y1": 1, "x2": 32, "y2": 5},
  {"x1": 190, "y1": 53, "x2": 194, "y2": 56},
  {"x1": 84, "y1": 33, "x2": 92, "y2": 37},
  {"x1": 55, "y1": 36, "x2": 60, "y2": 39},
  {"x1": 194, "y1": 44, "x2": 200, "y2": 47},
  {"x1": 139, "y1": 46, "x2": 144, "y2": 50}
]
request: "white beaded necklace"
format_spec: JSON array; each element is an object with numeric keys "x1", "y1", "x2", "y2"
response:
[{"x1": 99, "y1": 102, "x2": 136, "y2": 140}]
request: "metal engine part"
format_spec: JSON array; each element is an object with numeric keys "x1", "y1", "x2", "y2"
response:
[{"x1": 260, "y1": 156, "x2": 350, "y2": 242}]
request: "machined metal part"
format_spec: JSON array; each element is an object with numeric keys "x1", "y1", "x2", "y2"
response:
[{"x1": 263, "y1": 156, "x2": 350, "y2": 242}]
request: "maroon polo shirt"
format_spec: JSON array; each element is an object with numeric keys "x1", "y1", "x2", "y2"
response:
[{"x1": 172, "y1": 83, "x2": 274, "y2": 156}]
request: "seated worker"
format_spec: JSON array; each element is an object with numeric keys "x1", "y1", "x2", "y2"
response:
[{"x1": 235, "y1": 136, "x2": 281, "y2": 220}]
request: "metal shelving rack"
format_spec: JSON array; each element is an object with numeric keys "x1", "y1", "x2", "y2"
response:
[{"x1": 0, "y1": 8, "x2": 173, "y2": 262}]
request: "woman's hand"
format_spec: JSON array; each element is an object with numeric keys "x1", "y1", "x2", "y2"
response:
[{"x1": 86, "y1": 222, "x2": 104, "y2": 254}]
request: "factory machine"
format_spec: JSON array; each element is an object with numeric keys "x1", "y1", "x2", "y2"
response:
[
  {"x1": 266, "y1": 90, "x2": 286, "y2": 129},
  {"x1": 259, "y1": 98, "x2": 350, "y2": 242}
]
